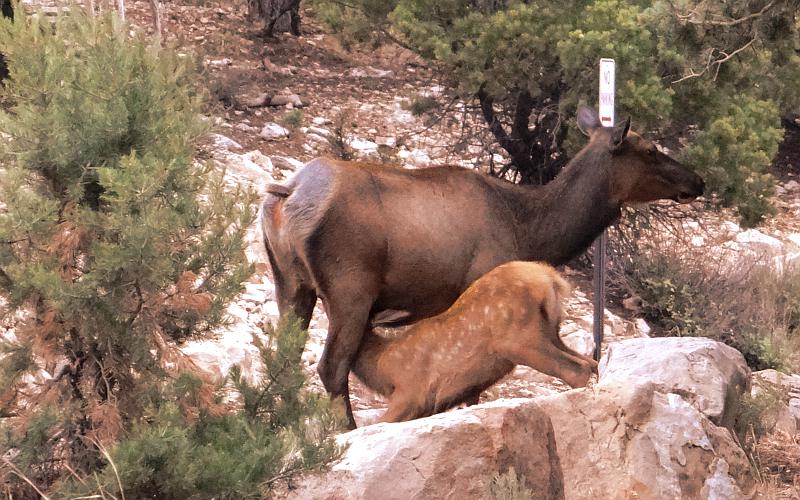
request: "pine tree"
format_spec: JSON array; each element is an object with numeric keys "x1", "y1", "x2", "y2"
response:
[
  {"x1": 0, "y1": 6, "x2": 337, "y2": 495},
  {"x1": 313, "y1": 0, "x2": 800, "y2": 226},
  {"x1": 58, "y1": 316, "x2": 344, "y2": 499}
]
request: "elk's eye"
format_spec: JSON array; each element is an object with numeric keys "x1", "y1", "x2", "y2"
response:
[{"x1": 648, "y1": 147, "x2": 658, "y2": 157}]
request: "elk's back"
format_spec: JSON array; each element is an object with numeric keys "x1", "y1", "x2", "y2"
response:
[{"x1": 263, "y1": 158, "x2": 521, "y2": 322}]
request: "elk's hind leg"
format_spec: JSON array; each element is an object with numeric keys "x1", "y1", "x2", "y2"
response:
[
  {"x1": 265, "y1": 243, "x2": 318, "y2": 329},
  {"x1": 281, "y1": 285, "x2": 317, "y2": 330},
  {"x1": 317, "y1": 279, "x2": 380, "y2": 429}
]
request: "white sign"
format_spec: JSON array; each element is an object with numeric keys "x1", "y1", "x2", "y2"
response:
[{"x1": 599, "y1": 58, "x2": 615, "y2": 127}]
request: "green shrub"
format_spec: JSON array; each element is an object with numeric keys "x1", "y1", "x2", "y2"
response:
[
  {"x1": 402, "y1": 95, "x2": 439, "y2": 116},
  {"x1": 210, "y1": 68, "x2": 250, "y2": 108},
  {"x1": 282, "y1": 109, "x2": 304, "y2": 130},
  {"x1": 58, "y1": 316, "x2": 345, "y2": 499},
  {"x1": 485, "y1": 467, "x2": 537, "y2": 500},
  {"x1": 731, "y1": 378, "x2": 790, "y2": 460},
  {"x1": 309, "y1": 0, "x2": 386, "y2": 50},
  {"x1": 680, "y1": 97, "x2": 782, "y2": 228},
  {"x1": 326, "y1": 109, "x2": 354, "y2": 160},
  {"x1": 638, "y1": 273, "x2": 703, "y2": 337}
]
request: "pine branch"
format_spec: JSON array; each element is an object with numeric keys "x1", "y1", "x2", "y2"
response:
[
  {"x1": 263, "y1": 463, "x2": 307, "y2": 487},
  {"x1": 125, "y1": 280, "x2": 144, "y2": 329},
  {"x1": 674, "y1": 0, "x2": 777, "y2": 27},
  {"x1": 1, "y1": 457, "x2": 52, "y2": 500},
  {"x1": 672, "y1": 38, "x2": 757, "y2": 84}
]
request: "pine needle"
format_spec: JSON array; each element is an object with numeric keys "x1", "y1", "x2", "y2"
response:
[{"x1": 1, "y1": 457, "x2": 51, "y2": 500}]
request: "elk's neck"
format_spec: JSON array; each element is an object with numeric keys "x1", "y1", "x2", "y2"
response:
[{"x1": 499, "y1": 146, "x2": 621, "y2": 265}]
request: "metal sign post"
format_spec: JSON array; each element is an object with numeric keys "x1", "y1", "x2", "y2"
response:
[
  {"x1": 598, "y1": 59, "x2": 615, "y2": 127},
  {"x1": 593, "y1": 58, "x2": 615, "y2": 362}
]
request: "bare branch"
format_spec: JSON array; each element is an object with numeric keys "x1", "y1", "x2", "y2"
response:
[
  {"x1": 86, "y1": 436, "x2": 125, "y2": 500},
  {"x1": 671, "y1": 38, "x2": 756, "y2": 84},
  {"x1": 672, "y1": 67, "x2": 707, "y2": 84},
  {"x1": 1, "y1": 458, "x2": 52, "y2": 500},
  {"x1": 671, "y1": 0, "x2": 777, "y2": 26},
  {"x1": 712, "y1": 37, "x2": 756, "y2": 80},
  {"x1": 377, "y1": 26, "x2": 419, "y2": 54},
  {"x1": 702, "y1": 0, "x2": 774, "y2": 26},
  {"x1": 148, "y1": 0, "x2": 162, "y2": 38}
]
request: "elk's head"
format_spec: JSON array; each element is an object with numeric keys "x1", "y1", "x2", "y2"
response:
[{"x1": 577, "y1": 105, "x2": 705, "y2": 206}]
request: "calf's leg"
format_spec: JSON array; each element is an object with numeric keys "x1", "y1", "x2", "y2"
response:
[
  {"x1": 382, "y1": 391, "x2": 429, "y2": 423},
  {"x1": 503, "y1": 342, "x2": 594, "y2": 389},
  {"x1": 551, "y1": 331, "x2": 599, "y2": 374},
  {"x1": 462, "y1": 389, "x2": 481, "y2": 407}
]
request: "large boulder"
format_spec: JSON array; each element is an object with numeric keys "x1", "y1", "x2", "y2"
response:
[
  {"x1": 751, "y1": 369, "x2": 800, "y2": 435},
  {"x1": 283, "y1": 337, "x2": 756, "y2": 500},
  {"x1": 599, "y1": 337, "x2": 750, "y2": 427},
  {"x1": 536, "y1": 381, "x2": 755, "y2": 499},
  {"x1": 285, "y1": 399, "x2": 563, "y2": 500}
]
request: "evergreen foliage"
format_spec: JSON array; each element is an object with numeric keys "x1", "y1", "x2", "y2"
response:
[
  {"x1": 0, "y1": 7, "x2": 341, "y2": 497},
  {"x1": 314, "y1": 0, "x2": 800, "y2": 225},
  {"x1": 57, "y1": 317, "x2": 344, "y2": 499}
]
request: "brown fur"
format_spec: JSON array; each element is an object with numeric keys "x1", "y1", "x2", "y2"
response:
[
  {"x1": 262, "y1": 106, "x2": 704, "y2": 428},
  {"x1": 352, "y1": 262, "x2": 596, "y2": 422}
]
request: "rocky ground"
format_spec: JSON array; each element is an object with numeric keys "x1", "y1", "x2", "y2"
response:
[{"x1": 284, "y1": 337, "x2": 764, "y2": 499}]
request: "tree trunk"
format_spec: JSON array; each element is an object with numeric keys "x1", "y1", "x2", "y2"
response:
[
  {"x1": 149, "y1": 0, "x2": 162, "y2": 38},
  {"x1": 476, "y1": 86, "x2": 567, "y2": 185},
  {"x1": 0, "y1": 0, "x2": 12, "y2": 81},
  {"x1": 250, "y1": 0, "x2": 301, "y2": 37}
]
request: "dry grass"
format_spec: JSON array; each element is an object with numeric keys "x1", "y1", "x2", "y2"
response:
[
  {"x1": 609, "y1": 206, "x2": 800, "y2": 372},
  {"x1": 754, "y1": 431, "x2": 800, "y2": 499}
]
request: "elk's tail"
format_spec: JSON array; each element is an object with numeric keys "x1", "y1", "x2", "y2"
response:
[{"x1": 261, "y1": 183, "x2": 292, "y2": 247}]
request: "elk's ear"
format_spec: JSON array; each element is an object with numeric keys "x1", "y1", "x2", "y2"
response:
[
  {"x1": 577, "y1": 105, "x2": 601, "y2": 136},
  {"x1": 610, "y1": 116, "x2": 631, "y2": 151}
]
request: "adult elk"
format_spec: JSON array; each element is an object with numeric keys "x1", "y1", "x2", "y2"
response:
[
  {"x1": 262, "y1": 105, "x2": 704, "y2": 428},
  {"x1": 352, "y1": 261, "x2": 596, "y2": 423}
]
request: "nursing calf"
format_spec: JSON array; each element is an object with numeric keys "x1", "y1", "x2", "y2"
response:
[{"x1": 352, "y1": 261, "x2": 596, "y2": 423}]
